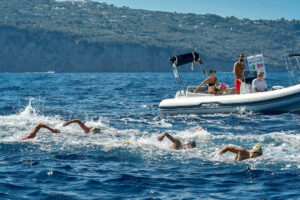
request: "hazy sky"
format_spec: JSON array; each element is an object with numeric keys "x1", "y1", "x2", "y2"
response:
[{"x1": 96, "y1": 0, "x2": 300, "y2": 20}]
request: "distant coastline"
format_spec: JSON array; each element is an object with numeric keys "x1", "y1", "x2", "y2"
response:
[{"x1": 0, "y1": 0, "x2": 299, "y2": 72}]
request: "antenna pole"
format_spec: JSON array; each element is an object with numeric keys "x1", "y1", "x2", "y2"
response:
[{"x1": 172, "y1": 64, "x2": 185, "y2": 95}]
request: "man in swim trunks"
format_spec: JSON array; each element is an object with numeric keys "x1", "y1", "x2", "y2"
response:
[
  {"x1": 233, "y1": 54, "x2": 245, "y2": 94},
  {"x1": 22, "y1": 119, "x2": 101, "y2": 140},
  {"x1": 219, "y1": 144, "x2": 263, "y2": 161},
  {"x1": 157, "y1": 132, "x2": 196, "y2": 150}
]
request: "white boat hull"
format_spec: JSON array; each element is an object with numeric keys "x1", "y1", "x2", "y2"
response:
[{"x1": 159, "y1": 84, "x2": 300, "y2": 114}]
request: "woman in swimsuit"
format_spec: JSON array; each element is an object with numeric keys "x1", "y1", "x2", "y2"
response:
[{"x1": 194, "y1": 69, "x2": 226, "y2": 94}]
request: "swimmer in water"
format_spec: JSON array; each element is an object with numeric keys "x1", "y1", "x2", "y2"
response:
[
  {"x1": 218, "y1": 144, "x2": 263, "y2": 161},
  {"x1": 156, "y1": 126, "x2": 203, "y2": 150},
  {"x1": 157, "y1": 132, "x2": 197, "y2": 150},
  {"x1": 63, "y1": 119, "x2": 101, "y2": 134},
  {"x1": 22, "y1": 119, "x2": 101, "y2": 140},
  {"x1": 22, "y1": 123, "x2": 60, "y2": 140}
]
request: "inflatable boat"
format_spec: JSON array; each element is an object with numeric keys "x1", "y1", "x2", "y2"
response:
[{"x1": 159, "y1": 52, "x2": 300, "y2": 114}]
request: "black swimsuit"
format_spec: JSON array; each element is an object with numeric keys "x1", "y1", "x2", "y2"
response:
[{"x1": 208, "y1": 78, "x2": 217, "y2": 91}]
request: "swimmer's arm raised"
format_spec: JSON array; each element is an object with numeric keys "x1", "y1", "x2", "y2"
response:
[
  {"x1": 63, "y1": 119, "x2": 90, "y2": 133},
  {"x1": 219, "y1": 145, "x2": 245, "y2": 155},
  {"x1": 39, "y1": 123, "x2": 60, "y2": 133},
  {"x1": 63, "y1": 119, "x2": 80, "y2": 126},
  {"x1": 24, "y1": 123, "x2": 60, "y2": 140},
  {"x1": 157, "y1": 132, "x2": 181, "y2": 146}
]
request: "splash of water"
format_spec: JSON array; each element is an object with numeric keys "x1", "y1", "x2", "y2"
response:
[{"x1": 0, "y1": 99, "x2": 299, "y2": 171}]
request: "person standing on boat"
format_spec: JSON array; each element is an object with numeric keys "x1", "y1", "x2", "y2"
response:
[
  {"x1": 233, "y1": 54, "x2": 245, "y2": 94},
  {"x1": 219, "y1": 144, "x2": 263, "y2": 161},
  {"x1": 194, "y1": 69, "x2": 226, "y2": 94},
  {"x1": 252, "y1": 71, "x2": 268, "y2": 93}
]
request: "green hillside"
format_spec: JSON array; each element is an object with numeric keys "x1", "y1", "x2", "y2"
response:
[{"x1": 0, "y1": 0, "x2": 299, "y2": 71}]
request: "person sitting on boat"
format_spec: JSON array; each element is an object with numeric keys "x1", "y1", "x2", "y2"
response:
[
  {"x1": 157, "y1": 131, "x2": 197, "y2": 150},
  {"x1": 233, "y1": 54, "x2": 245, "y2": 94},
  {"x1": 219, "y1": 144, "x2": 263, "y2": 161},
  {"x1": 252, "y1": 71, "x2": 268, "y2": 93},
  {"x1": 22, "y1": 119, "x2": 101, "y2": 140},
  {"x1": 194, "y1": 69, "x2": 226, "y2": 94}
]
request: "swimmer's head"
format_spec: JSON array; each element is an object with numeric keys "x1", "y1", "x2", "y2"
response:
[
  {"x1": 91, "y1": 126, "x2": 101, "y2": 134},
  {"x1": 185, "y1": 137, "x2": 196, "y2": 148},
  {"x1": 251, "y1": 144, "x2": 263, "y2": 158}
]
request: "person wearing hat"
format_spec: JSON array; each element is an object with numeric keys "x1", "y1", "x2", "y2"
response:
[
  {"x1": 194, "y1": 69, "x2": 226, "y2": 94},
  {"x1": 218, "y1": 144, "x2": 263, "y2": 161},
  {"x1": 22, "y1": 119, "x2": 101, "y2": 140},
  {"x1": 157, "y1": 132, "x2": 197, "y2": 150},
  {"x1": 252, "y1": 71, "x2": 268, "y2": 93}
]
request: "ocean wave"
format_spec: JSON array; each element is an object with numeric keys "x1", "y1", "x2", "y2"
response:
[
  {"x1": 0, "y1": 73, "x2": 299, "y2": 199},
  {"x1": 0, "y1": 100, "x2": 298, "y2": 172}
]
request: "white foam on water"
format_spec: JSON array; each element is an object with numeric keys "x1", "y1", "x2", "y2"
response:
[
  {"x1": 237, "y1": 106, "x2": 252, "y2": 115},
  {"x1": 0, "y1": 100, "x2": 299, "y2": 170},
  {"x1": 120, "y1": 116, "x2": 172, "y2": 128}
]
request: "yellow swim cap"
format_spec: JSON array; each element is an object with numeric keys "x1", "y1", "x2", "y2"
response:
[
  {"x1": 124, "y1": 141, "x2": 131, "y2": 145},
  {"x1": 91, "y1": 126, "x2": 101, "y2": 134},
  {"x1": 252, "y1": 144, "x2": 262, "y2": 154}
]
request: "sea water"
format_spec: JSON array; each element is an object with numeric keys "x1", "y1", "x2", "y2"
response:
[{"x1": 0, "y1": 72, "x2": 299, "y2": 199}]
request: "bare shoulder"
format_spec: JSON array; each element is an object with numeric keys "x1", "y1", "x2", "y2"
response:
[
  {"x1": 229, "y1": 146, "x2": 246, "y2": 153},
  {"x1": 236, "y1": 147, "x2": 248, "y2": 153}
]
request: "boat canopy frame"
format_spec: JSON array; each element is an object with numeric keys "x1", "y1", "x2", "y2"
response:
[
  {"x1": 169, "y1": 52, "x2": 206, "y2": 95},
  {"x1": 284, "y1": 53, "x2": 300, "y2": 85}
]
